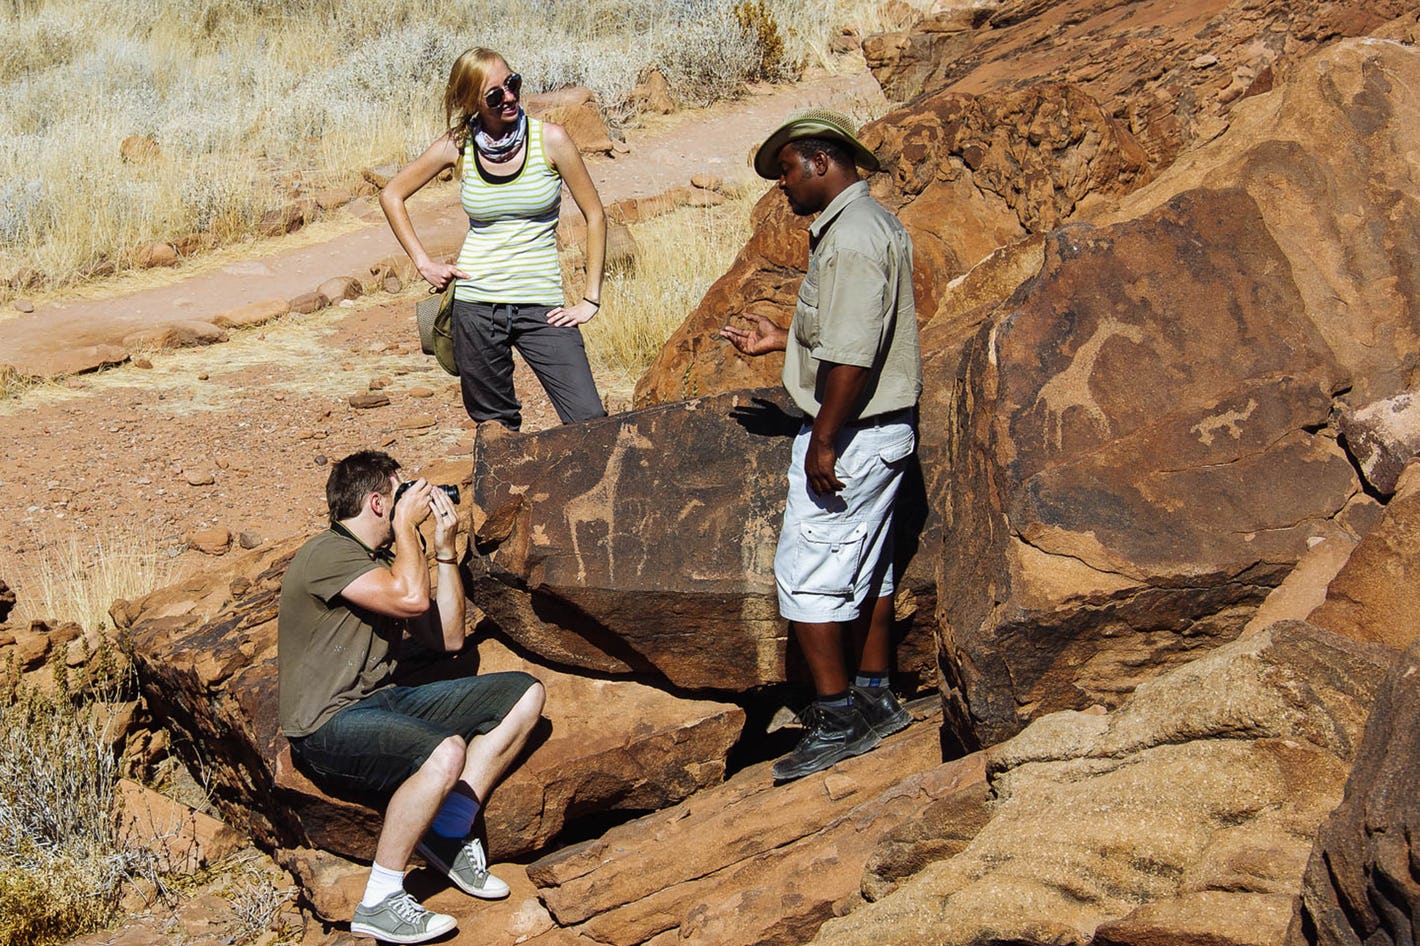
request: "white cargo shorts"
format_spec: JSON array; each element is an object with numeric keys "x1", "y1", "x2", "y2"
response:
[{"x1": 775, "y1": 415, "x2": 916, "y2": 623}]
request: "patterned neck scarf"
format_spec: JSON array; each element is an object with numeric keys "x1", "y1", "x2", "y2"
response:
[{"x1": 471, "y1": 109, "x2": 527, "y2": 161}]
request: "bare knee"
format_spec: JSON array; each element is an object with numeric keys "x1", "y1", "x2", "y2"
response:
[
  {"x1": 520, "y1": 681, "x2": 546, "y2": 719},
  {"x1": 419, "y1": 735, "x2": 467, "y2": 788}
]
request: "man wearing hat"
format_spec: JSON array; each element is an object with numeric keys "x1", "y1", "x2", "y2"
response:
[{"x1": 722, "y1": 108, "x2": 922, "y2": 781}]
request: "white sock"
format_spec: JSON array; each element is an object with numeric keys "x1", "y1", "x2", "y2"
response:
[
  {"x1": 431, "y1": 791, "x2": 481, "y2": 839},
  {"x1": 361, "y1": 861, "x2": 406, "y2": 908}
]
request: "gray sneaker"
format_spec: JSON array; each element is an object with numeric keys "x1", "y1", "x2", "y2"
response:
[
  {"x1": 350, "y1": 891, "x2": 456, "y2": 944},
  {"x1": 851, "y1": 684, "x2": 912, "y2": 737},
  {"x1": 416, "y1": 832, "x2": 511, "y2": 899}
]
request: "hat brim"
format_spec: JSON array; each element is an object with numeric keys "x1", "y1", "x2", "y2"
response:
[{"x1": 753, "y1": 120, "x2": 881, "y2": 179}]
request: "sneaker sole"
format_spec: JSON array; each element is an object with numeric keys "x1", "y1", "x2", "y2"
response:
[
  {"x1": 415, "y1": 842, "x2": 511, "y2": 900},
  {"x1": 351, "y1": 915, "x2": 456, "y2": 944}
]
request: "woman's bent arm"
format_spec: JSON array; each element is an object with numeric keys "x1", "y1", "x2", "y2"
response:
[
  {"x1": 379, "y1": 133, "x2": 469, "y2": 289},
  {"x1": 544, "y1": 122, "x2": 606, "y2": 327}
]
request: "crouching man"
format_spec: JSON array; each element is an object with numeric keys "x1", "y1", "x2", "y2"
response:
[{"x1": 278, "y1": 450, "x2": 544, "y2": 943}]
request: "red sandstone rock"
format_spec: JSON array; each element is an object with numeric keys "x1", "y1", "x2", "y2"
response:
[{"x1": 212, "y1": 299, "x2": 290, "y2": 331}]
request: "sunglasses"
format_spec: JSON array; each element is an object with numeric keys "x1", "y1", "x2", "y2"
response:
[{"x1": 485, "y1": 73, "x2": 522, "y2": 109}]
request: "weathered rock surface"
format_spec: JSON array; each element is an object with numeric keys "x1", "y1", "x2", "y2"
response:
[
  {"x1": 529, "y1": 711, "x2": 985, "y2": 946},
  {"x1": 1104, "y1": 39, "x2": 1420, "y2": 406},
  {"x1": 812, "y1": 622, "x2": 1391, "y2": 946},
  {"x1": 1307, "y1": 462, "x2": 1420, "y2": 651},
  {"x1": 121, "y1": 537, "x2": 746, "y2": 871},
  {"x1": 1290, "y1": 634, "x2": 1420, "y2": 946},
  {"x1": 935, "y1": 183, "x2": 1358, "y2": 746},
  {"x1": 867, "y1": 0, "x2": 1410, "y2": 168},
  {"x1": 1339, "y1": 391, "x2": 1420, "y2": 495},
  {"x1": 470, "y1": 388, "x2": 936, "y2": 693}
]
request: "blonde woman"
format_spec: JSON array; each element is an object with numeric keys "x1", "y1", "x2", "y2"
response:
[{"x1": 381, "y1": 47, "x2": 607, "y2": 430}]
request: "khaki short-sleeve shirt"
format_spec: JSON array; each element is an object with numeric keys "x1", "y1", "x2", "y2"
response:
[
  {"x1": 782, "y1": 181, "x2": 922, "y2": 419},
  {"x1": 278, "y1": 528, "x2": 403, "y2": 738}
]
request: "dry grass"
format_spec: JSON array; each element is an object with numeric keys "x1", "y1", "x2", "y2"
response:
[
  {"x1": 583, "y1": 186, "x2": 760, "y2": 395},
  {"x1": 0, "y1": 0, "x2": 899, "y2": 298},
  {"x1": 14, "y1": 525, "x2": 183, "y2": 632},
  {"x1": 0, "y1": 675, "x2": 136, "y2": 946}
]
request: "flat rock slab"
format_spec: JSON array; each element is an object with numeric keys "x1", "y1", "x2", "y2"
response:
[
  {"x1": 529, "y1": 708, "x2": 985, "y2": 946},
  {"x1": 471, "y1": 388, "x2": 937, "y2": 692}
]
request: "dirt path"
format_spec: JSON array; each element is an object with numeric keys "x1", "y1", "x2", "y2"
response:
[{"x1": 0, "y1": 67, "x2": 881, "y2": 623}]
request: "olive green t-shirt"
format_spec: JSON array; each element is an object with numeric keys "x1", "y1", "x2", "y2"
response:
[
  {"x1": 278, "y1": 528, "x2": 404, "y2": 738},
  {"x1": 782, "y1": 180, "x2": 922, "y2": 419}
]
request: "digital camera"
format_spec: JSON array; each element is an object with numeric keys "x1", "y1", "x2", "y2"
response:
[{"x1": 392, "y1": 481, "x2": 461, "y2": 508}]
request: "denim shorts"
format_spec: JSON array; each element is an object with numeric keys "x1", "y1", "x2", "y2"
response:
[
  {"x1": 288, "y1": 672, "x2": 538, "y2": 799},
  {"x1": 775, "y1": 418, "x2": 915, "y2": 623}
]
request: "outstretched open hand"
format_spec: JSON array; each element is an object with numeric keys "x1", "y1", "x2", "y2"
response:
[{"x1": 720, "y1": 313, "x2": 788, "y2": 357}]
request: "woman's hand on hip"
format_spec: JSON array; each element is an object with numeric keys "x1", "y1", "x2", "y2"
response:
[
  {"x1": 419, "y1": 260, "x2": 469, "y2": 291},
  {"x1": 546, "y1": 299, "x2": 598, "y2": 327}
]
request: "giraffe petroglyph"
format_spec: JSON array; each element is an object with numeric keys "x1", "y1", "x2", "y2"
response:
[
  {"x1": 1033, "y1": 317, "x2": 1146, "y2": 449},
  {"x1": 563, "y1": 424, "x2": 654, "y2": 583}
]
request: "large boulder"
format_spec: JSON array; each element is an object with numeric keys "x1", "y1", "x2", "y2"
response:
[
  {"x1": 932, "y1": 36, "x2": 1420, "y2": 747},
  {"x1": 1290, "y1": 636, "x2": 1420, "y2": 945},
  {"x1": 470, "y1": 389, "x2": 937, "y2": 693},
  {"x1": 934, "y1": 184, "x2": 1357, "y2": 746},
  {"x1": 811, "y1": 622, "x2": 1392, "y2": 946},
  {"x1": 121, "y1": 536, "x2": 747, "y2": 867},
  {"x1": 1307, "y1": 461, "x2": 1420, "y2": 652}
]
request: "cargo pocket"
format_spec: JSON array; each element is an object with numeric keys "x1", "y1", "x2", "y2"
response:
[
  {"x1": 791, "y1": 520, "x2": 869, "y2": 597},
  {"x1": 877, "y1": 429, "x2": 916, "y2": 467}
]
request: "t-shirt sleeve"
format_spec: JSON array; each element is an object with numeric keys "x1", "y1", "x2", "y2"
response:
[
  {"x1": 811, "y1": 246, "x2": 890, "y2": 368},
  {"x1": 301, "y1": 538, "x2": 383, "y2": 605}
]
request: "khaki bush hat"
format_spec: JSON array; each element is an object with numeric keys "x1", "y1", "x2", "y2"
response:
[{"x1": 753, "y1": 107, "x2": 881, "y2": 179}]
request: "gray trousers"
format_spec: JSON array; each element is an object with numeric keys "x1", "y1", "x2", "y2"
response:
[{"x1": 451, "y1": 299, "x2": 606, "y2": 430}]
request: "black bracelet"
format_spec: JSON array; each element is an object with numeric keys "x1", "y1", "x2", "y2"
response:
[{"x1": 583, "y1": 296, "x2": 601, "y2": 309}]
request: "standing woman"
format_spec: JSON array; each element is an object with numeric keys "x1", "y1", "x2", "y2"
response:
[{"x1": 381, "y1": 47, "x2": 608, "y2": 430}]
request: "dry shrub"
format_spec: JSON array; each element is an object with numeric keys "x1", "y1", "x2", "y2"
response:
[
  {"x1": 0, "y1": 681, "x2": 133, "y2": 946},
  {"x1": 735, "y1": 0, "x2": 796, "y2": 81}
]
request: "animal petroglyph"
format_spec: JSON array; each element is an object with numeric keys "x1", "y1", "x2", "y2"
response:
[
  {"x1": 1034, "y1": 318, "x2": 1146, "y2": 449},
  {"x1": 1191, "y1": 399, "x2": 1258, "y2": 446},
  {"x1": 564, "y1": 425, "x2": 653, "y2": 583}
]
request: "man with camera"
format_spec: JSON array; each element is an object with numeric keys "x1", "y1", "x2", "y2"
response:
[{"x1": 278, "y1": 450, "x2": 544, "y2": 943}]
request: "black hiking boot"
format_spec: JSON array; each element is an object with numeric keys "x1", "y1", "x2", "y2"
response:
[{"x1": 771, "y1": 696, "x2": 881, "y2": 781}]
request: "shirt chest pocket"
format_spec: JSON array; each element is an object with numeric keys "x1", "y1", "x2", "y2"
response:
[{"x1": 793, "y1": 267, "x2": 821, "y2": 349}]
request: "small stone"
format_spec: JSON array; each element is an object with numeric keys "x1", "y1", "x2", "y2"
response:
[
  {"x1": 184, "y1": 472, "x2": 215, "y2": 487},
  {"x1": 349, "y1": 393, "x2": 390, "y2": 410},
  {"x1": 289, "y1": 292, "x2": 325, "y2": 314},
  {"x1": 823, "y1": 772, "x2": 859, "y2": 801},
  {"x1": 238, "y1": 532, "x2": 264, "y2": 550},
  {"x1": 409, "y1": 387, "x2": 435, "y2": 398},
  {"x1": 690, "y1": 174, "x2": 723, "y2": 191},
  {"x1": 185, "y1": 528, "x2": 231, "y2": 555},
  {"x1": 395, "y1": 414, "x2": 437, "y2": 431},
  {"x1": 317, "y1": 276, "x2": 361, "y2": 305},
  {"x1": 133, "y1": 357, "x2": 154, "y2": 369},
  {"x1": 369, "y1": 376, "x2": 391, "y2": 391},
  {"x1": 314, "y1": 455, "x2": 328, "y2": 466},
  {"x1": 1191, "y1": 54, "x2": 1219, "y2": 68},
  {"x1": 134, "y1": 243, "x2": 180, "y2": 268},
  {"x1": 196, "y1": 372, "x2": 209, "y2": 381},
  {"x1": 12, "y1": 299, "x2": 34, "y2": 313}
]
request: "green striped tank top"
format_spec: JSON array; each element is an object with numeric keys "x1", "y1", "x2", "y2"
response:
[{"x1": 454, "y1": 117, "x2": 563, "y2": 305}]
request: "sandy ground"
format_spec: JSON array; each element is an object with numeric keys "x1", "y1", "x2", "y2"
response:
[{"x1": 0, "y1": 66, "x2": 882, "y2": 625}]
